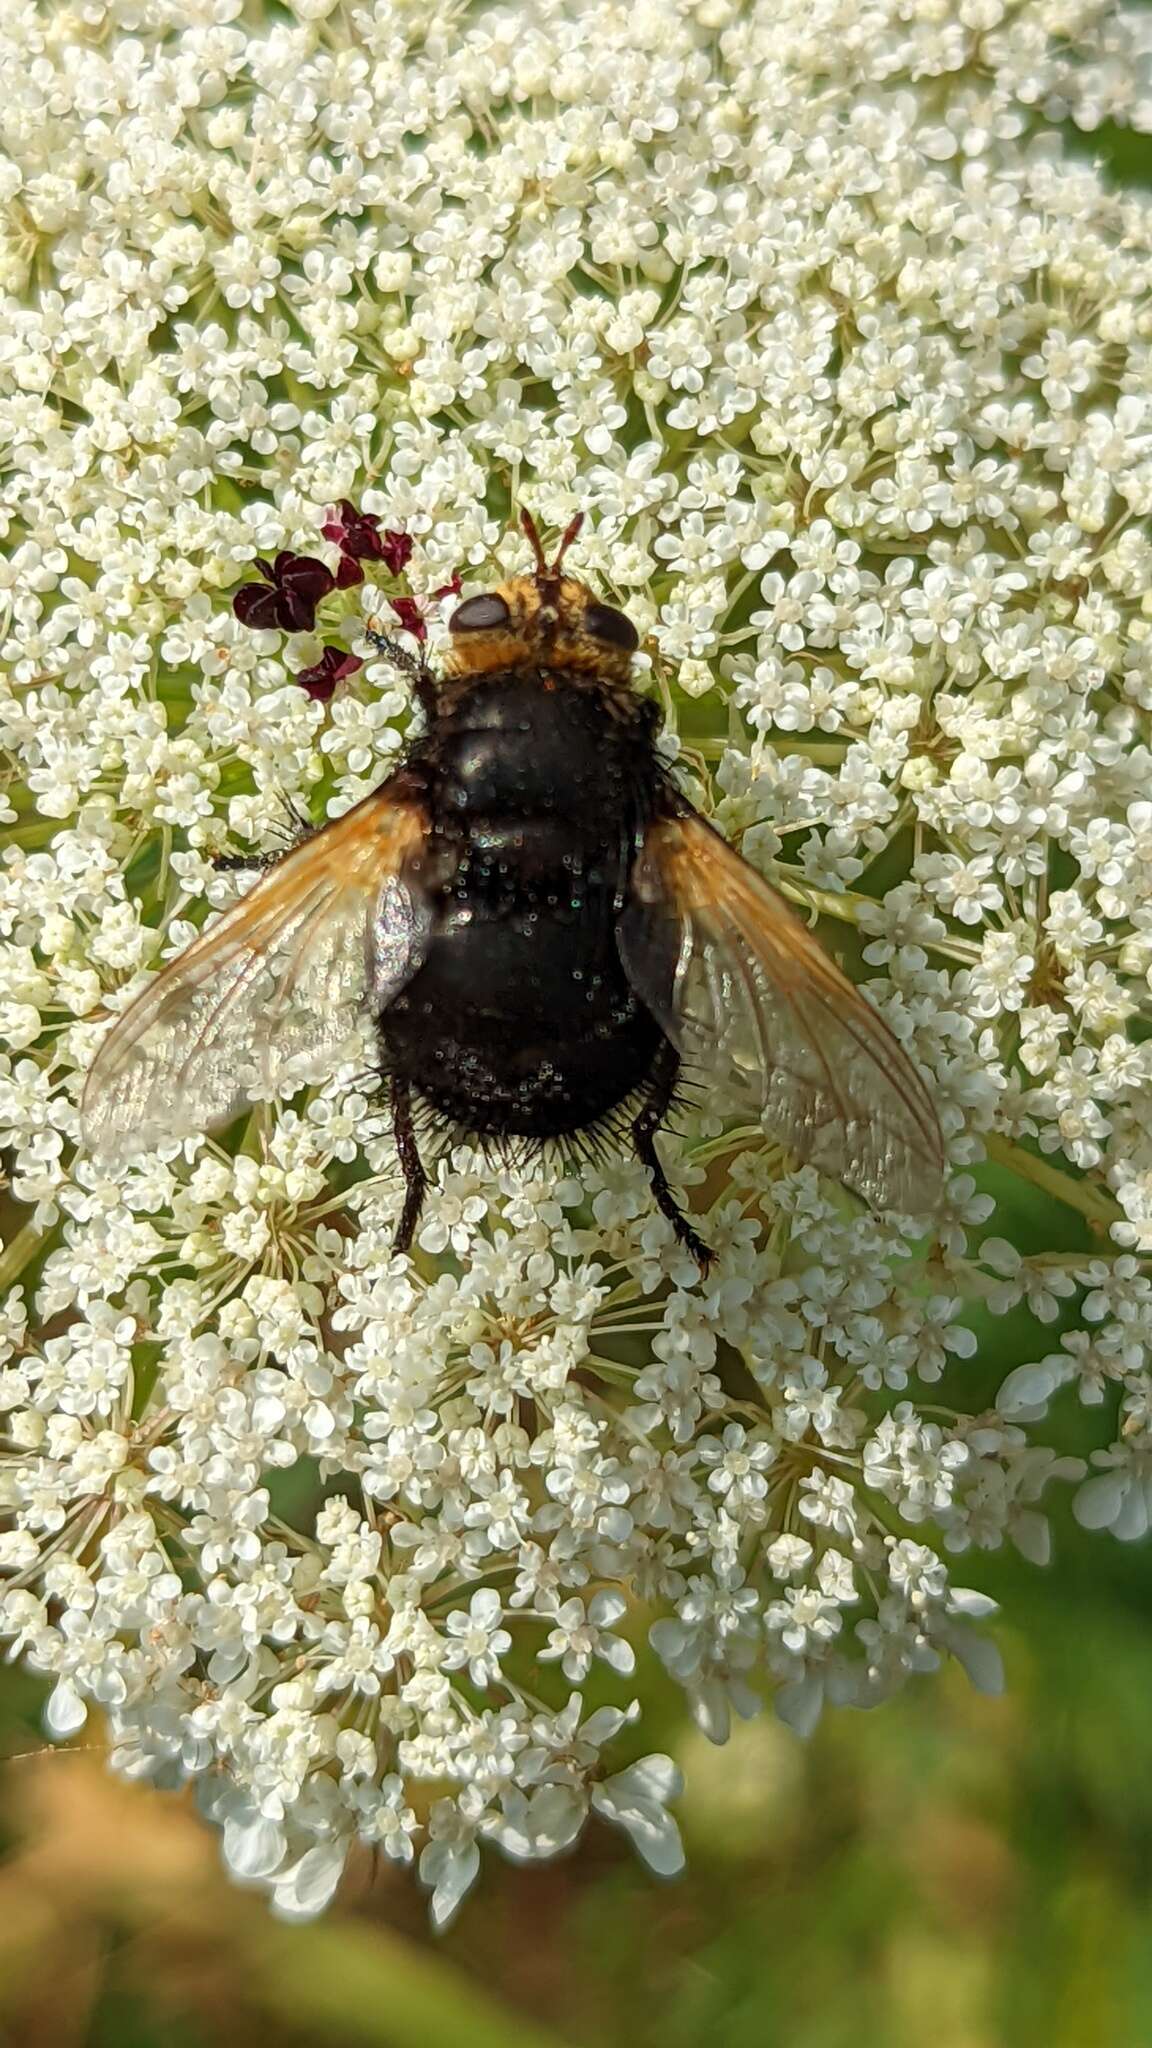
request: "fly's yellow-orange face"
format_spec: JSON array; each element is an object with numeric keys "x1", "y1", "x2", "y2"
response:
[{"x1": 443, "y1": 511, "x2": 640, "y2": 685}]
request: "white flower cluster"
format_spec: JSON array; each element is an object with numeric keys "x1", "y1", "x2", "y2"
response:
[{"x1": 1, "y1": 0, "x2": 1151, "y2": 1923}]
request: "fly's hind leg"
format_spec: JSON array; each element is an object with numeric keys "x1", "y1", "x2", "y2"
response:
[
  {"x1": 632, "y1": 1039, "x2": 714, "y2": 1273},
  {"x1": 391, "y1": 1077, "x2": 430, "y2": 1256}
]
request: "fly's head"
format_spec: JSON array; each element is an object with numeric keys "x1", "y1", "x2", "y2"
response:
[{"x1": 443, "y1": 510, "x2": 640, "y2": 685}]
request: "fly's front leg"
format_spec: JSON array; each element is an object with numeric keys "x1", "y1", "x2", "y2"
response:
[
  {"x1": 211, "y1": 851, "x2": 275, "y2": 873},
  {"x1": 365, "y1": 628, "x2": 439, "y2": 721},
  {"x1": 211, "y1": 794, "x2": 314, "y2": 872}
]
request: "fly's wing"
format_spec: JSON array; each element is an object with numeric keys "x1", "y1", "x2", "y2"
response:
[
  {"x1": 618, "y1": 807, "x2": 945, "y2": 1216},
  {"x1": 81, "y1": 784, "x2": 430, "y2": 1161}
]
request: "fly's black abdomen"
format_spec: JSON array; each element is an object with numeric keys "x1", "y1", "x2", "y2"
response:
[
  {"x1": 378, "y1": 671, "x2": 670, "y2": 1144},
  {"x1": 381, "y1": 942, "x2": 664, "y2": 1141}
]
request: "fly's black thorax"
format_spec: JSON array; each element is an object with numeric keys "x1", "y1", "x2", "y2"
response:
[
  {"x1": 408, "y1": 669, "x2": 658, "y2": 905},
  {"x1": 422, "y1": 670, "x2": 648, "y2": 834}
]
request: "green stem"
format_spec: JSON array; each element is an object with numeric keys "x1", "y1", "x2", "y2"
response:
[
  {"x1": 691, "y1": 1125, "x2": 767, "y2": 1164},
  {"x1": 242, "y1": 1908, "x2": 570, "y2": 2048},
  {"x1": 982, "y1": 1132, "x2": 1122, "y2": 1231},
  {"x1": 5, "y1": 817, "x2": 61, "y2": 851},
  {"x1": 764, "y1": 874, "x2": 870, "y2": 925},
  {"x1": 0, "y1": 1219, "x2": 45, "y2": 1293}
]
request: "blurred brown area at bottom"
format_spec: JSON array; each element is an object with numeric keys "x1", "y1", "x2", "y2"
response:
[
  {"x1": 0, "y1": 1762, "x2": 247, "y2": 2048},
  {"x1": 0, "y1": 1758, "x2": 563, "y2": 2048},
  {"x1": 2, "y1": 1583, "x2": 1152, "y2": 2048}
]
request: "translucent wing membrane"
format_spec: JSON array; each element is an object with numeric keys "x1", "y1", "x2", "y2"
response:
[
  {"x1": 619, "y1": 809, "x2": 945, "y2": 1216},
  {"x1": 81, "y1": 786, "x2": 429, "y2": 1161}
]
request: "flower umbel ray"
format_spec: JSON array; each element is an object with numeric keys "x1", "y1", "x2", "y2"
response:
[{"x1": 0, "y1": 0, "x2": 1151, "y2": 1928}]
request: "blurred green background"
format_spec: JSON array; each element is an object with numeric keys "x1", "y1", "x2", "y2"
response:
[
  {"x1": 4, "y1": 103, "x2": 1152, "y2": 2048},
  {"x1": 3, "y1": 1530, "x2": 1152, "y2": 2048}
]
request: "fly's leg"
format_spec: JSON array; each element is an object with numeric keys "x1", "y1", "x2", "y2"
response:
[
  {"x1": 365, "y1": 629, "x2": 439, "y2": 721},
  {"x1": 632, "y1": 1039, "x2": 714, "y2": 1273},
  {"x1": 211, "y1": 852, "x2": 275, "y2": 873},
  {"x1": 212, "y1": 795, "x2": 314, "y2": 872},
  {"x1": 391, "y1": 1077, "x2": 430, "y2": 1256}
]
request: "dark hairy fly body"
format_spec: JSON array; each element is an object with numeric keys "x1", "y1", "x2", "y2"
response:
[{"x1": 81, "y1": 513, "x2": 945, "y2": 1268}]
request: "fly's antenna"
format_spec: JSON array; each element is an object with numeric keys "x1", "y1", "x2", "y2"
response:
[
  {"x1": 550, "y1": 511, "x2": 584, "y2": 572},
  {"x1": 519, "y1": 508, "x2": 585, "y2": 579},
  {"x1": 519, "y1": 508, "x2": 549, "y2": 576}
]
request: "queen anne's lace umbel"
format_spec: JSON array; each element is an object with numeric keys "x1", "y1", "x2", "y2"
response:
[{"x1": 1, "y1": 0, "x2": 1151, "y2": 1924}]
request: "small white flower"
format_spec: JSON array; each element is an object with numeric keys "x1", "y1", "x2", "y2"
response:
[
  {"x1": 591, "y1": 1755, "x2": 685, "y2": 1878},
  {"x1": 441, "y1": 1589, "x2": 512, "y2": 1690},
  {"x1": 419, "y1": 1797, "x2": 484, "y2": 1930},
  {"x1": 539, "y1": 1591, "x2": 636, "y2": 1683}
]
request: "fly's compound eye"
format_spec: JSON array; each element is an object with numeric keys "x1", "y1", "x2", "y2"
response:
[
  {"x1": 449, "y1": 593, "x2": 512, "y2": 633},
  {"x1": 583, "y1": 601, "x2": 639, "y2": 652}
]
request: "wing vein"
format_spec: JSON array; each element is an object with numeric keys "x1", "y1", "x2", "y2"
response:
[
  {"x1": 618, "y1": 809, "x2": 945, "y2": 1214},
  {"x1": 81, "y1": 788, "x2": 429, "y2": 1159}
]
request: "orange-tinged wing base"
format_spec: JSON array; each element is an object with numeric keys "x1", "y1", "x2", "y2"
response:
[{"x1": 81, "y1": 785, "x2": 428, "y2": 1161}]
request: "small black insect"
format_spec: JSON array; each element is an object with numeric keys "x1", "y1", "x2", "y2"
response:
[{"x1": 82, "y1": 512, "x2": 944, "y2": 1265}]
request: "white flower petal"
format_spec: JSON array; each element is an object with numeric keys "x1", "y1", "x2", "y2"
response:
[
  {"x1": 223, "y1": 1813, "x2": 287, "y2": 1882},
  {"x1": 44, "y1": 1679, "x2": 88, "y2": 1740},
  {"x1": 774, "y1": 1674, "x2": 825, "y2": 1738},
  {"x1": 420, "y1": 1840, "x2": 481, "y2": 1931},
  {"x1": 1074, "y1": 1472, "x2": 1127, "y2": 1531},
  {"x1": 271, "y1": 1840, "x2": 349, "y2": 1920},
  {"x1": 592, "y1": 1754, "x2": 685, "y2": 1877}
]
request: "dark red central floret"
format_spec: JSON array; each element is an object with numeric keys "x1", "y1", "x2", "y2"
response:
[
  {"x1": 229, "y1": 511, "x2": 456, "y2": 702},
  {"x1": 232, "y1": 551, "x2": 335, "y2": 632}
]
